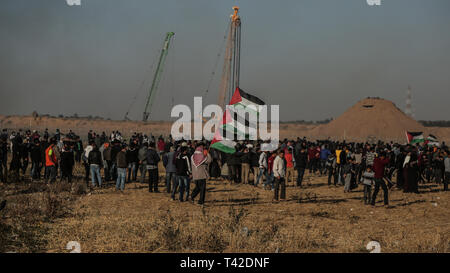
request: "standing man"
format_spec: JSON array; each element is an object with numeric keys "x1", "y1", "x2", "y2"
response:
[
  {"x1": 44, "y1": 138, "x2": 57, "y2": 183},
  {"x1": 443, "y1": 151, "x2": 449, "y2": 191},
  {"x1": 240, "y1": 147, "x2": 251, "y2": 185},
  {"x1": 138, "y1": 142, "x2": 148, "y2": 183},
  {"x1": 88, "y1": 143, "x2": 103, "y2": 188},
  {"x1": 285, "y1": 147, "x2": 295, "y2": 186},
  {"x1": 101, "y1": 141, "x2": 112, "y2": 182},
  {"x1": 146, "y1": 142, "x2": 160, "y2": 193},
  {"x1": 60, "y1": 142, "x2": 75, "y2": 183},
  {"x1": 174, "y1": 146, "x2": 192, "y2": 202},
  {"x1": 126, "y1": 143, "x2": 138, "y2": 183},
  {"x1": 294, "y1": 146, "x2": 308, "y2": 187},
  {"x1": 255, "y1": 150, "x2": 268, "y2": 187},
  {"x1": 0, "y1": 130, "x2": 8, "y2": 183},
  {"x1": 163, "y1": 146, "x2": 177, "y2": 193},
  {"x1": 320, "y1": 145, "x2": 331, "y2": 176},
  {"x1": 115, "y1": 144, "x2": 128, "y2": 192},
  {"x1": 371, "y1": 152, "x2": 390, "y2": 207},
  {"x1": 273, "y1": 150, "x2": 286, "y2": 201},
  {"x1": 190, "y1": 143, "x2": 211, "y2": 205},
  {"x1": 30, "y1": 139, "x2": 43, "y2": 181}
]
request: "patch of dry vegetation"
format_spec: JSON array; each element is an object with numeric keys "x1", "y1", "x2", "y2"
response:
[{"x1": 1, "y1": 162, "x2": 449, "y2": 253}]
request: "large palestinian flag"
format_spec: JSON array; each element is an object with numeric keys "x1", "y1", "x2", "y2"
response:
[
  {"x1": 406, "y1": 131, "x2": 425, "y2": 144},
  {"x1": 211, "y1": 87, "x2": 265, "y2": 153}
]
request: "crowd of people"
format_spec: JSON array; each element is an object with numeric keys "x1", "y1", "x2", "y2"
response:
[{"x1": 0, "y1": 128, "x2": 449, "y2": 207}]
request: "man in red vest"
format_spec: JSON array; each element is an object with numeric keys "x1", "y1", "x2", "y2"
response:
[
  {"x1": 371, "y1": 152, "x2": 390, "y2": 207},
  {"x1": 45, "y1": 138, "x2": 57, "y2": 183}
]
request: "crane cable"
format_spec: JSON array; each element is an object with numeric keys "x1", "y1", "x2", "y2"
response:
[
  {"x1": 123, "y1": 48, "x2": 161, "y2": 120},
  {"x1": 203, "y1": 21, "x2": 231, "y2": 99}
]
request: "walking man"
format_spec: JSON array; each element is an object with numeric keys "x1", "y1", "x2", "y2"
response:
[
  {"x1": 273, "y1": 150, "x2": 286, "y2": 202},
  {"x1": 371, "y1": 152, "x2": 390, "y2": 207},
  {"x1": 190, "y1": 143, "x2": 211, "y2": 205}
]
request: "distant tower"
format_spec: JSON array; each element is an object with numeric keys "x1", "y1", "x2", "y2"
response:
[{"x1": 405, "y1": 85, "x2": 414, "y2": 118}]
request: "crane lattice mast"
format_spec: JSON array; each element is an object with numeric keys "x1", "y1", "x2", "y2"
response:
[
  {"x1": 218, "y1": 7, "x2": 241, "y2": 110},
  {"x1": 142, "y1": 32, "x2": 175, "y2": 121}
]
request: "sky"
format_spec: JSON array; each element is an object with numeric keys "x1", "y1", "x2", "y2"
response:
[{"x1": 1, "y1": 0, "x2": 449, "y2": 122}]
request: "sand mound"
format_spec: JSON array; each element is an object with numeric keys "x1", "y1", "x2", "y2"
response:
[{"x1": 309, "y1": 98, "x2": 427, "y2": 142}]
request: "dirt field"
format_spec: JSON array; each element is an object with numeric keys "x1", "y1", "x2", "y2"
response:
[
  {"x1": 1, "y1": 110, "x2": 449, "y2": 143},
  {"x1": 1, "y1": 162, "x2": 449, "y2": 253}
]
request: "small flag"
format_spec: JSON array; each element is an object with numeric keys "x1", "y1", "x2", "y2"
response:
[
  {"x1": 426, "y1": 134, "x2": 440, "y2": 147},
  {"x1": 406, "y1": 131, "x2": 424, "y2": 144}
]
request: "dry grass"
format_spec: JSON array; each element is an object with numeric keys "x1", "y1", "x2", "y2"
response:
[{"x1": 1, "y1": 162, "x2": 449, "y2": 253}]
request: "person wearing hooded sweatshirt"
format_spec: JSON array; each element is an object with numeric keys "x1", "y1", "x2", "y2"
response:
[{"x1": 190, "y1": 143, "x2": 212, "y2": 205}]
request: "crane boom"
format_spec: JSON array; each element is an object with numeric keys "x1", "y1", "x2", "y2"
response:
[
  {"x1": 143, "y1": 32, "x2": 175, "y2": 121},
  {"x1": 217, "y1": 7, "x2": 241, "y2": 110}
]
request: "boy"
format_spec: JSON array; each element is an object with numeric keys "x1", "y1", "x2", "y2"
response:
[{"x1": 361, "y1": 166, "x2": 375, "y2": 205}]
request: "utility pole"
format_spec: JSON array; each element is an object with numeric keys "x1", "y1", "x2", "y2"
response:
[{"x1": 405, "y1": 85, "x2": 414, "y2": 118}]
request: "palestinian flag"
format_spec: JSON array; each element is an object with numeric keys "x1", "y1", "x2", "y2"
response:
[
  {"x1": 426, "y1": 134, "x2": 440, "y2": 147},
  {"x1": 406, "y1": 131, "x2": 424, "y2": 144},
  {"x1": 211, "y1": 87, "x2": 265, "y2": 153}
]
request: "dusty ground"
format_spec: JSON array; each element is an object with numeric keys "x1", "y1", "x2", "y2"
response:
[{"x1": 1, "y1": 163, "x2": 448, "y2": 253}]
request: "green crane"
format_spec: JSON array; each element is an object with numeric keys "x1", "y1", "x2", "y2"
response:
[{"x1": 142, "y1": 32, "x2": 175, "y2": 121}]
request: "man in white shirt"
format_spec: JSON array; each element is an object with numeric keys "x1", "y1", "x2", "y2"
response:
[
  {"x1": 255, "y1": 150, "x2": 267, "y2": 187},
  {"x1": 272, "y1": 150, "x2": 286, "y2": 201}
]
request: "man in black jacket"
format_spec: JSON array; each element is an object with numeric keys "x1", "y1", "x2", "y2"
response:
[
  {"x1": 60, "y1": 142, "x2": 75, "y2": 183},
  {"x1": 294, "y1": 147, "x2": 308, "y2": 187},
  {"x1": 174, "y1": 146, "x2": 192, "y2": 201},
  {"x1": 126, "y1": 144, "x2": 138, "y2": 182},
  {"x1": 30, "y1": 139, "x2": 42, "y2": 181},
  {"x1": 146, "y1": 142, "x2": 160, "y2": 192},
  {"x1": 0, "y1": 132, "x2": 7, "y2": 183},
  {"x1": 88, "y1": 143, "x2": 103, "y2": 187}
]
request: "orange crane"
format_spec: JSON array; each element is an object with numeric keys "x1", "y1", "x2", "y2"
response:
[{"x1": 217, "y1": 6, "x2": 241, "y2": 111}]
